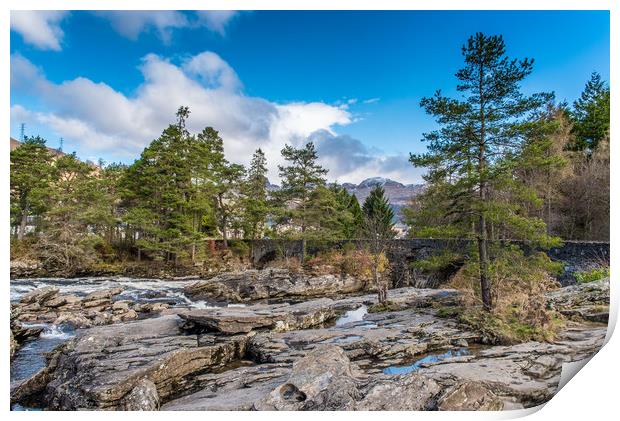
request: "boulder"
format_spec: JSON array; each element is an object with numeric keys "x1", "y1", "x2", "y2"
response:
[
  {"x1": 44, "y1": 296, "x2": 68, "y2": 308},
  {"x1": 20, "y1": 287, "x2": 59, "y2": 305},
  {"x1": 254, "y1": 345, "x2": 364, "y2": 410},
  {"x1": 82, "y1": 298, "x2": 111, "y2": 309},
  {"x1": 120, "y1": 309, "x2": 138, "y2": 321},
  {"x1": 255, "y1": 345, "x2": 442, "y2": 411},
  {"x1": 10, "y1": 331, "x2": 18, "y2": 360},
  {"x1": 11, "y1": 323, "x2": 44, "y2": 342},
  {"x1": 83, "y1": 287, "x2": 124, "y2": 302},
  {"x1": 112, "y1": 301, "x2": 130, "y2": 311},
  {"x1": 53, "y1": 313, "x2": 93, "y2": 329}
]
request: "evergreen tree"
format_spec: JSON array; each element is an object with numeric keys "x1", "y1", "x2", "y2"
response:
[
  {"x1": 514, "y1": 104, "x2": 571, "y2": 234},
  {"x1": 241, "y1": 149, "x2": 269, "y2": 239},
  {"x1": 93, "y1": 163, "x2": 127, "y2": 251},
  {"x1": 122, "y1": 107, "x2": 194, "y2": 262},
  {"x1": 35, "y1": 154, "x2": 103, "y2": 273},
  {"x1": 191, "y1": 126, "x2": 226, "y2": 242},
  {"x1": 302, "y1": 184, "x2": 357, "y2": 240},
  {"x1": 361, "y1": 186, "x2": 395, "y2": 304},
  {"x1": 362, "y1": 186, "x2": 395, "y2": 239},
  {"x1": 276, "y1": 142, "x2": 328, "y2": 241},
  {"x1": 10, "y1": 136, "x2": 55, "y2": 239},
  {"x1": 410, "y1": 33, "x2": 558, "y2": 310},
  {"x1": 330, "y1": 185, "x2": 364, "y2": 238},
  {"x1": 214, "y1": 163, "x2": 245, "y2": 247},
  {"x1": 347, "y1": 194, "x2": 365, "y2": 238},
  {"x1": 570, "y1": 72, "x2": 610, "y2": 152}
]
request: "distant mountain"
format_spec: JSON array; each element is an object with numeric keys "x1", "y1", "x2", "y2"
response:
[
  {"x1": 265, "y1": 177, "x2": 424, "y2": 223},
  {"x1": 345, "y1": 177, "x2": 424, "y2": 203},
  {"x1": 265, "y1": 179, "x2": 281, "y2": 192}
]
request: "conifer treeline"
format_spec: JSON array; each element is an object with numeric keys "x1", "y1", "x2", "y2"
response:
[
  {"x1": 10, "y1": 107, "x2": 395, "y2": 268},
  {"x1": 404, "y1": 70, "x2": 610, "y2": 243}
]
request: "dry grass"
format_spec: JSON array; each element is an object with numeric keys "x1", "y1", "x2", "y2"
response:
[{"x1": 443, "y1": 247, "x2": 565, "y2": 343}]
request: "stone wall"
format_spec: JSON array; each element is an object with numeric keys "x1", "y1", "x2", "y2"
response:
[{"x1": 219, "y1": 239, "x2": 609, "y2": 287}]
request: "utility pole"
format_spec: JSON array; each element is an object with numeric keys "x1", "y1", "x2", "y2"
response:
[
  {"x1": 19, "y1": 123, "x2": 25, "y2": 141},
  {"x1": 59, "y1": 137, "x2": 64, "y2": 152}
]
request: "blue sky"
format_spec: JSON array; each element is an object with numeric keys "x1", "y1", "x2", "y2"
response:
[{"x1": 10, "y1": 10, "x2": 610, "y2": 183}]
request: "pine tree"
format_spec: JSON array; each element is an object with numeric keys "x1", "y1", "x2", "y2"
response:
[
  {"x1": 330, "y1": 185, "x2": 364, "y2": 239},
  {"x1": 276, "y1": 142, "x2": 328, "y2": 257},
  {"x1": 10, "y1": 136, "x2": 55, "y2": 240},
  {"x1": 35, "y1": 154, "x2": 103, "y2": 273},
  {"x1": 214, "y1": 163, "x2": 245, "y2": 248},
  {"x1": 241, "y1": 149, "x2": 269, "y2": 239},
  {"x1": 570, "y1": 72, "x2": 610, "y2": 152},
  {"x1": 122, "y1": 108, "x2": 195, "y2": 262},
  {"x1": 410, "y1": 33, "x2": 558, "y2": 311}
]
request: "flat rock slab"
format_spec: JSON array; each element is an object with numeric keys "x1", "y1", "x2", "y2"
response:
[
  {"x1": 418, "y1": 324, "x2": 606, "y2": 407},
  {"x1": 184, "y1": 268, "x2": 367, "y2": 302},
  {"x1": 178, "y1": 298, "x2": 337, "y2": 334}
]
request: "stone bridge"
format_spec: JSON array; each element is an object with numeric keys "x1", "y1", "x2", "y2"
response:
[{"x1": 219, "y1": 239, "x2": 609, "y2": 287}]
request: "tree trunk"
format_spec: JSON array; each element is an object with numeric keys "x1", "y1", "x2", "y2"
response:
[
  {"x1": 222, "y1": 225, "x2": 228, "y2": 248},
  {"x1": 18, "y1": 211, "x2": 28, "y2": 240},
  {"x1": 477, "y1": 62, "x2": 492, "y2": 312},
  {"x1": 477, "y1": 216, "x2": 492, "y2": 311}
]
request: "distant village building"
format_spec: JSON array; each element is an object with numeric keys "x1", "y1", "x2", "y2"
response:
[{"x1": 10, "y1": 137, "x2": 66, "y2": 158}]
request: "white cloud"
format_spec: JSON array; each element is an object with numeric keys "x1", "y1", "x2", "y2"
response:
[
  {"x1": 11, "y1": 52, "x2": 356, "y2": 181},
  {"x1": 182, "y1": 51, "x2": 242, "y2": 91},
  {"x1": 363, "y1": 97, "x2": 380, "y2": 104},
  {"x1": 310, "y1": 130, "x2": 423, "y2": 184},
  {"x1": 11, "y1": 52, "x2": 422, "y2": 183},
  {"x1": 10, "y1": 11, "x2": 242, "y2": 50},
  {"x1": 195, "y1": 11, "x2": 240, "y2": 35},
  {"x1": 11, "y1": 11, "x2": 69, "y2": 51},
  {"x1": 94, "y1": 11, "x2": 241, "y2": 41},
  {"x1": 93, "y1": 11, "x2": 189, "y2": 43}
]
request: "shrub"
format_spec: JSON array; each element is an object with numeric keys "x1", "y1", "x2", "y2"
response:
[
  {"x1": 575, "y1": 266, "x2": 610, "y2": 284},
  {"x1": 444, "y1": 245, "x2": 565, "y2": 343},
  {"x1": 303, "y1": 248, "x2": 389, "y2": 283},
  {"x1": 368, "y1": 301, "x2": 404, "y2": 313},
  {"x1": 229, "y1": 240, "x2": 251, "y2": 258},
  {"x1": 411, "y1": 250, "x2": 462, "y2": 272}
]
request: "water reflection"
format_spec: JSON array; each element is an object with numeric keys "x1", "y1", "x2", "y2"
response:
[
  {"x1": 335, "y1": 305, "x2": 368, "y2": 326},
  {"x1": 383, "y1": 348, "x2": 470, "y2": 375}
]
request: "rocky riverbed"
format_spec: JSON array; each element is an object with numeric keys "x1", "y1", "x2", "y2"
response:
[{"x1": 9, "y1": 272, "x2": 609, "y2": 411}]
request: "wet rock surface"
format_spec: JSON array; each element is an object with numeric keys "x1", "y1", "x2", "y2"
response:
[
  {"x1": 11, "y1": 285, "x2": 170, "y2": 334},
  {"x1": 10, "y1": 276, "x2": 609, "y2": 411}
]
